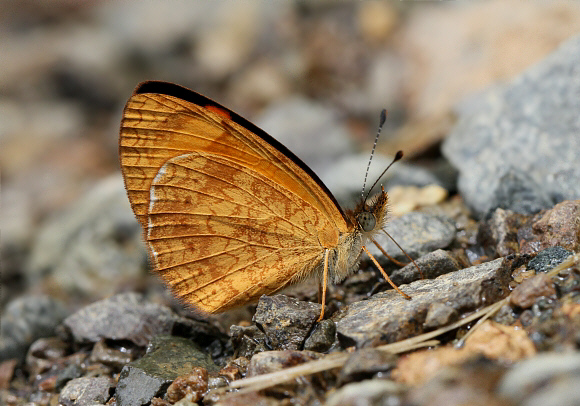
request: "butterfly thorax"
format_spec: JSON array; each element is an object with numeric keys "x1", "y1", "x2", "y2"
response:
[{"x1": 325, "y1": 188, "x2": 389, "y2": 283}]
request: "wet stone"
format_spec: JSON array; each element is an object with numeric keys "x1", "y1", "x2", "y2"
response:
[
  {"x1": 303, "y1": 319, "x2": 336, "y2": 352},
  {"x1": 165, "y1": 367, "x2": 208, "y2": 403},
  {"x1": 115, "y1": 336, "x2": 217, "y2": 406},
  {"x1": 253, "y1": 295, "x2": 321, "y2": 350},
  {"x1": 89, "y1": 340, "x2": 133, "y2": 369},
  {"x1": 62, "y1": 292, "x2": 177, "y2": 346},
  {"x1": 55, "y1": 364, "x2": 83, "y2": 391},
  {"x1": 423, "y1": 302, "x2": 459, "y2": 330},
  {"x1": 389, "y1": 249, "x2": 461, "y2": 287},
  {"x1": 553, "y1": 267, "x2": 580, "y2": 296},
  {"x1": 25, "y1": 337, "x2": 70, "y2": 377},
  {"x1": 339, "y1": 348, "x2": 397, "y2": 384},
  {"x1": 493, "y1": 304, "x2": 518, "y2": 326},
  {"x1": 218, "y1": 357, "x2": 249, "y2": 382},
  {"x1": 525, "y1": 294, "x2": 580, "y2": 351},
  {"x1": 335, "y1": 258, "x2": 510, "y2": 348},
  {"x1": 59, "y1": 376, "x2": 113, "y2": 406},
  {"x1": 369, "y1": 212, "x2": 456, "y2": 265},
  {"x1": 510, "y1": 273, "x2": 557, "y2": 309},
  {"x1": 0, "y1": 295, "x2": 67, "y2": 362},
  {"x1": 528, "y1": 246, "x2": 574, "y2": 273}
]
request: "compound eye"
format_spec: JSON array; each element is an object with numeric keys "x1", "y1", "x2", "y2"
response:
[{"x1": 356, "y1": 212, "x2": 376, "y2": 232}]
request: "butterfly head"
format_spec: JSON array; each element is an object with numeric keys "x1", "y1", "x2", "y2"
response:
[{"x1": 352, "y1": 185, "x2": 389, "y2": 237}]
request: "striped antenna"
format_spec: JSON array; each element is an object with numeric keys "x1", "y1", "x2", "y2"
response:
[{"x1": 361, "y1": 109, "x2": 387, "y2": 200}]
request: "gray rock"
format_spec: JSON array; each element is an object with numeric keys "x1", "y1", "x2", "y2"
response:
[
  {"x1": 477, "y1": 208, "x2": 527, "y2": 257},
  {"x1": 230, "y1": 325, "x2": 269, "y2": 358},
  {"x1": 253, "y1": 295, "x2": 321, "y2": 350},
  {"x1": 389, "y1": 249, "x2": 461, "y2": 287},
  {"x1": 389, "y1": 160, "x2": 456, "y2": 192},
  {"x1": 523, "y1": 377, "x2": 580, "y2": 406},
  {"x1": 497, "y1": 353, "x2": 580, "y2": 406},
  {"x1": 335, "y1": 258, "x2": 509, "y2": 348},
  {"x1": 527, "y1": 246, "x2": 573, "y2": 273},
  {"x1": 26, "y1": 176, "x2": 148, "y2": 300},
  {"x1": 443, "y1": 35, "x2": 580, "y2": 218},
  {"x1": 256, "y1": 96, "x2": 353, "y2": 177},
  {"x1": 116, "y1": 335, "x2": 217, "y2": 406},
  {"x1": 423, "y1": 302, "x2": 459, "y2": 329},
  {"x1": 407, "y1": 359, "x2": 507, "y2": 406},
  {"x1": 62, "y1": 292, "x2": 176, "y2": 346},
  {"x1": 59, "y1": 376, "x2": 113, "y2": 406},
  {"x1": 339, "y1": 348, "x2": 397, "y2": 384},
  {"x1": 547, "y1": 168, "x2": 580, "y2": 202},
  {"x1": 304, "y1": 319, "x2": 336, "y2": 352},
  {"x1": 55, "y1": 364, "x2": 84, "y2": 391},
  {"x1": 369, "y1": 212, "x2": 456, "y2": 265},
  {"x1": 246, "y1": 350, "x2": 321, "y2": 377},
  {"x1": 325, "y1": 379, "x2": 404, "y2": 406},
  {"x1": 25, "y1": 337, "x2": 70, "y2": 377},
  {"x1": 116, "y1": 366, "x2": 168, "y2": 406},
  {"x1": 0, "y1": 295, "x2": 67, "y2": 362},
  {"x1": 89, "y1": 340, "x2": 132, "y2": 369},
  {"x1": 1, "y1": 187, "x2": 34, "y2": 308},
  {"x1": 483, "y1": 167, "x2": 555, "y2": 218}
]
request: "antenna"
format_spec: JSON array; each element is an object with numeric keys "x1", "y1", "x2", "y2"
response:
[
  {"x1": 361, "y1": 109, "x2": 388, "y2": 200},
  {"x1": 364, "y1": 150, "x2": 403, "y2": 203}
]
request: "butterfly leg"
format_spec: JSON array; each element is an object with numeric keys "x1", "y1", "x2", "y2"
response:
[
  {"x1": 375, "y1": 232, "x2": 423, "y2": 278},
  {"x1": 317, "y1": 249, "x2": 330, "y2": 322},
  {"x1": 362, "y1": 246, "x2": 411, "y2": 300},
  {"x1": 371, "y1": 237, "x2": 407, "y2": 266}
]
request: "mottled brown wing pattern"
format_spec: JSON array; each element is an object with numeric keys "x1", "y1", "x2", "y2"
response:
[
  {"x1": 119, "y1": 83, "x2": 349, "y2": 313},
  {"x1": 148, "y1": 152, "x2": 326, "y2": 311}
]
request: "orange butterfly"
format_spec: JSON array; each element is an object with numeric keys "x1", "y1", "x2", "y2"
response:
[{"x1": 119, "y1": 81, "x2": 414, "y2": 321}]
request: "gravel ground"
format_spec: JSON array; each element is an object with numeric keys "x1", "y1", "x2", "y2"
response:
[{"x1": 2, "y1": 2, "x2": 580, "y2": 405}]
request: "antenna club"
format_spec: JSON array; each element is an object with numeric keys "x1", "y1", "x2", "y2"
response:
[
  {"x1": 394, "y1": 150, "x2": 403, "y2": 161},
  {"x1": 379, "y1": 109, "x2": 387, "y2": 127}
]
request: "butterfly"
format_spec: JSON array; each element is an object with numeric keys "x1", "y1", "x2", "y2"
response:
[{"x1": 119, "y1": 81, "x2": 416, "y2": 321}]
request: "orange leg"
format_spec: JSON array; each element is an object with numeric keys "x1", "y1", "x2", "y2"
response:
[
  {"x1": 363, "y1": 246, "x2": 411, "y2": 299},
  {"x1": 371, "y1": 237, "x2": 408, "y2": 267},
  {"x1": 317, "y1": 249, "x2": 330, "y2": 322},
  {"x1": 376, "y1": 231, "x2": 424, "y2": 279}
]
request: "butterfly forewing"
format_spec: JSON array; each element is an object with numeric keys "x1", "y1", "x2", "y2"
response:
[{"x1": 119, "y1": 82, "x2": 349, "y2": 313}]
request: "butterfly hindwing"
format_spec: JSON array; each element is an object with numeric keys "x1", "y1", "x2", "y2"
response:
[{"x1": 147, "y1": 152, "x2": 325, "y2": 312}]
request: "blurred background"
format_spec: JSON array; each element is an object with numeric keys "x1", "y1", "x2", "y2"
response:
[{"x1": 2, "y1": 0, "x2": 580, "y2": 311}]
